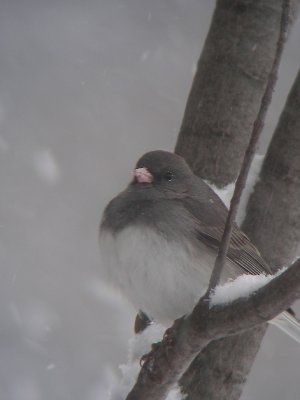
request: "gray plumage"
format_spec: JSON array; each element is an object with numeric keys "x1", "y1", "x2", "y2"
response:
[{"x1": 99, "y1": 150, "x2": 300, "y2": 342}]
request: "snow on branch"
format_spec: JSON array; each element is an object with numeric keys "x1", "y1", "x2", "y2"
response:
[
  {"x1": 125, "y1": 258, "x2": 300, "y2": 400},
  {"x1": 210, "y1": 268, "x2": 286, "y2": 306}
]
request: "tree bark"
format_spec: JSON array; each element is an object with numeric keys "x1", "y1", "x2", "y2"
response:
[
  {"x1": 175, "y1": 0, "x2": 290, "y2": 187},
  {"x1": 175, "y1": 1, "x2": 297, "y2": 399},
  {"x1": 126, "y1": 258, "x2": 300, "y2": 400},
  {"x1": 179, "y1": 327, "x2": 267, "y2": 400},
  {"x1": 242, "y1": 69, "x2": 300, "y2": 268}
]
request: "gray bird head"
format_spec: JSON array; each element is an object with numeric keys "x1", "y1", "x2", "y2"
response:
[{"x1": 132, "y1": 150, "x2": 193, "y2": 191}]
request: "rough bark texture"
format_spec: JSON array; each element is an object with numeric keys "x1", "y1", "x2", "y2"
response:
[
  {"x1": 206, "y1": 0, "x2": 289, "y2": 293},
  {"x1": 180, "y1": 327, "x2": 267, "y2": 400},
  {"x1": 175, "y1": 0, "x2": 285, "y2": 187},
  {"x1": 242, "y1": 69, "x2": 300, "y2": 268},
  {"x1": 126, "y1": 258, "x2": 300, "y2": 400},
  {"x1": 175, "y1": 1, "x2": 296, "y2": 399},
  {"x1": 180, "y1": 327, "x2": 269, "y2": 399}
]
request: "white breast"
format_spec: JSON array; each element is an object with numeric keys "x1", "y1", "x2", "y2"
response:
[{"x1": 99, "y1": 226, "x2": 215, "y2": 324}]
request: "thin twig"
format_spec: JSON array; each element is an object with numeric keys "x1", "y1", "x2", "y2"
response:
[{"x1": 206, "y1": 0, "x2": 291, "y2": 293}]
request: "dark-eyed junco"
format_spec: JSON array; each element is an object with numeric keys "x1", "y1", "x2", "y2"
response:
[{"x1": 99, "y1": 150, "x2": 300, "y2": 342}]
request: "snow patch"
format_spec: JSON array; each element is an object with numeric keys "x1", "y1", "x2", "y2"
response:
[
  {"x1": 209, "y1": 182, "x2": 235, "y2": 209},
  {"x1": 210, "y1": 268, "x2": 286, "y2": 306},
  {"x1": 237, "y1": 154, "x2": 264, "y2": 224},
  {"x1": 167, "y1": 386, "x2": 187, "y2": 400},
  {"x1": 108, "y1": 323, "x2": 185, "y2": 399},
  {"x1": 207, "y1": 154, "x2": 264, "y2": 225}
]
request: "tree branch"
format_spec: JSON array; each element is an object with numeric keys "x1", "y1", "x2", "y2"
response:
[
  {"x1": 126, "y1": 258, "x2": 300, "y2": 400},
  {"x1": 125, "y1": 2, "x2": 293, "y2": 400},
  {"x1": 207, "y1": 0, "x2": 291, "y2": 292}
]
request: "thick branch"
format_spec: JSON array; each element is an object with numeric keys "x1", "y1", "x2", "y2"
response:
[
  {"x1": 207, "y1": 0, "x2": 291, "y2": 291},
  {"x1": 175, "y1": 0, "x2": 295, "y2": 186},
  {"x1": 126, "y1": 258, "x2": 300, "y2": 400},
  {"x1": 174, "y1": 1, "x2": 298, "y2": 399},
  {"x1": 243, "y1": 68, "x2": 300, "y2": 268}
]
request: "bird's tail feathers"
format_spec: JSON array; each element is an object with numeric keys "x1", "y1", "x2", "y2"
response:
[{"x1": 270, "y1": 311, "x2": 300, "y2": 344}]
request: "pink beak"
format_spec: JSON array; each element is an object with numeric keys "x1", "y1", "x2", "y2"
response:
[{"x1": 134, "y1": 167, "x2": 153, "y2": 183}]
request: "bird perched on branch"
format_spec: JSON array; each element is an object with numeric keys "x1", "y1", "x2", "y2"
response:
[{"x1": 99, "y1": 150, "x2": 300, "y2": 342}]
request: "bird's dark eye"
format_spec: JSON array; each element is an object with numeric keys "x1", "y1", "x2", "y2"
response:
[{"x1": 164, "y1": 171, "x2": 174, "y2": 182}]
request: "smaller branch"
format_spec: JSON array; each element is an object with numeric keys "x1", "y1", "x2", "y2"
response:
[
  {"x1": 207, "y1": 0, "x2": 291, "y2": 292},
  {"x1": 126, "y1": 258, "x2": 300, "y2": 400}
]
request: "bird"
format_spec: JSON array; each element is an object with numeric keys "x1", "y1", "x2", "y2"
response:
[{"x1": 99, "y1": 150, "x2": 300, "y2": 342}]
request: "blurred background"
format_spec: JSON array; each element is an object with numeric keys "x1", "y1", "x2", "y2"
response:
[{"x1": 0, "y1": 1, "x2": 300, "y2": 399}]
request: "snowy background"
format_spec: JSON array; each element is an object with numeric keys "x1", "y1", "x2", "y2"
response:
[{"x1": 1, "y1": 1, "x2": 300, "y2": 399}]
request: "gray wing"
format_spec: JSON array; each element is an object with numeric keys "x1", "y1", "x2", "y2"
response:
[{"x1": 181, "y1": 193, "x2": 271, "y2": 276}]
